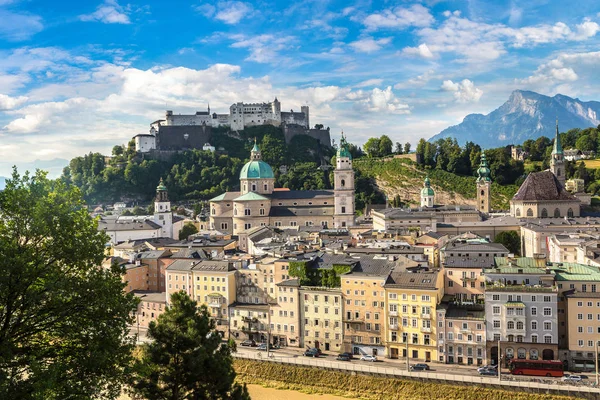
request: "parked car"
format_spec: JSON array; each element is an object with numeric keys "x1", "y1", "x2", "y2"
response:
[
  {"x1": 562, "y1": 375, "x2": 582, "y2": 383},
  {"x1": 360, "y1": 355, "x2": 377, "y2": 362},
  {"x1": 477, "y1": 365, "x2": 497, "y2": 373},
  {"x1": 478, "y1": 369, "x2": 498, "y2": 376},
  {"x1": 338, "y1": 352, "x2": 354, "y2": 359},
  {"x1": 409, "y1": 364, "x2": 429, "y2": 371},
  {"x1": 257, "y1": 343, "x2": 271, "y2": 350},
  {"x1": 304, "y1": 348, "x2": 321, "y2": 357},
  {"x1": 336, "y1": 354, "x2": 351, "y2": 361},
  {"x1": 240, "y1": 340, "x2": 257, "y2": 347}
]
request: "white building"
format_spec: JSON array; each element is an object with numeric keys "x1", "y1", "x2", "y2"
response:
[{"x1": 134, "y1": 134, "x2": 156, "y2": 153}]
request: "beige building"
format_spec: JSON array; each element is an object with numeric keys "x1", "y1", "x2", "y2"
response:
[
  {"x1": 300, "y1": 287, "x2": 344, "y2": 352},
  {"x1": 209, "y1": 136, "x2": 355, "y2": 235},
  {"x1": 133, "y1": 291, "x2": 167, "y2": 329},
  {"x1": 437, "y1": 304, "x2": 486, "y2": 365},
  {"x1": 520, "y1": 218, "x2": 600, "y2": 257},
  {"x1": 272, "y1": 279, "x2": 301, "y2": 347},
  {"x1": 564, "y1": 291, "x2": 600, "y2": 370}
]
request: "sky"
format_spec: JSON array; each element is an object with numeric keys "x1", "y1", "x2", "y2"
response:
[{"x1": 0, "y1": 0, "x2": 599, "y2": 177}]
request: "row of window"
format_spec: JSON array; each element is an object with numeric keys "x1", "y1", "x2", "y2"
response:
[
  {"x1": 492, "y1": 320, "x2": 552, "y2": 330},
  {"x1": 389, "y1": 305, "x2": 432, "y2": 315},
  {"x1": 389, "y1": 332, "x2": 432, "y2": 345},
  {"x1": 515, "y1": 207, "x2": 574, "y2": 217},
  {"x1": 491, "y1": 294, "x2": 553, "y2": 302},
  {"x1": 491, "y1": 306, "x2": 552, "y2": 316},
  {"x1": 305, "y1": 331, "x2": 341, "y2": 340},
  {"x1": 444, "y1": 332, "x2": 483, "y2": 342},
  {"x1": 576, "y1": 326, "x2": 600, "y2": 334},
  {"x1": 304, "y1": 319, "x2": 341, "y2": 328},
  {"x1": 304, "y1": 306, "x2": 339, "y2": 314},
  {"x1": 577, "y1": 340, "x2": 600, "y2": 347}
]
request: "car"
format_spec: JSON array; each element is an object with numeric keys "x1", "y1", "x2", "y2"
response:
[
  {"x1": 240, "y1": 339, "x2": 257, "y2": 347},
  {"x1": 256, "y1": 343, "x2": 270, "y2": 350},
  {"x1": 478, "y1": 369, "x2": 498, "y2": 376},
  {"x1": 360, "y1": 355, "x2": 377, "y2": 362},
  {"x1": 336, "y1": 354, "x2": 351, "y2": 361},
  {"x1": 562, "y1": 375, "x2": 582, "y2": 383},
  {"x1": 304, "y1": 348, "x2": 321, "y2": 357},
  {"x1": 409, "y1": 364, "x2": 429, "y2": 371},
  {"x1": 338, "y1": 352, "x2": 354, "y2": 360},
  {"x1": 477, "y1": 365, "x2": 497, "y2": 373}
]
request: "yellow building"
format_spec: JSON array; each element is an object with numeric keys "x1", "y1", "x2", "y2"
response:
[
  {"x1": 564, "y1": 291, "x2": 600, "y2": 370},
  {"x1": 300, "y1": 286, "x2": 344, "y2": 352},
  {"x1": 384, "y1": 270, "x2": 444, "y2": 362}
]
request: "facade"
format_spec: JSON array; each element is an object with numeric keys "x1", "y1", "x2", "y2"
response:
[
  {"x1": 272, "y1": 279, "x2": 301, "y2": 347},
  {"x1": 133, "y1": 291, "x2": 167, "y2": 329},
  {"x1": 300, "y1": 287, "x2": 344, "y2": 352},
  {"x1": 485, "y1": 285, "x2": 559, "y2": 365},
  {"x1": 384, "y1": 270, "x2": 444, "y2": 362},
  {"x1": 210, "y1": 136, "x2": 354, "y2": 235},
  {"x1": 476, "y1": 153, "x2": 491, "y2": 214},
  {"x1": 134, "y1": 133, "x2": 156, "y2": 153},
  {"x1": 564, "y1": 291, "x2": 600, "y2": 370},
  {"x1": 372, "y1": 206, "x2": 481, "y2": 233},
  {"x1": 437, "y1": 303, "x2": 486, "y2": 365}
]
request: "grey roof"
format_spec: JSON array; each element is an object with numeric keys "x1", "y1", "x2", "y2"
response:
[
  {"x1": 98, "y1": 218, "x2": 161, "y2": 231},
  {"x1": 269, "y1": 190, "x2": 334, "y2": 199},
  {"x1": 170, "y1": 249, "x2": 209, "y2": 259},
  {"x1": 167, "y1": 238, "x2": 236, "y2": 248},
  {"x1": 311, "y1": 253, "x2": 396, "y2": 277},
  {"x1": 443, "y1": 304, "x2": 485, "y2": 320},
  {"x1": 384, "y1": 270, "x2": 440, "y2": 289},
  {"x1": 166, "y1": 259, "x2": 199, "y2": 271},
  {"x1": 346, "y1": 246, "x2": 424, "y2": 255},
  {"x1": 276, "y1": 278, "x2": 300, "y2": 287},
  {"x1": 133, "y1": 291, "x2": 167, "y2": 303},
  {"x1": 193, "y1": 260, "x2": 236, "y2": 272},
  {"x1": 269, "y1": 205, "x2": 333, "y2": 217},
  {"x1": 512, "y1": 170, "x2": 579, "y2": 202},
  {"x1": 113, "y1": 239, "x2": 147, "y2": 249},
  {"x1": 135, "y1": 250, "x2": 170, "y2": 260},
  {"x1": 443, "y1": 242, "x2": 508, "y2": 253}
]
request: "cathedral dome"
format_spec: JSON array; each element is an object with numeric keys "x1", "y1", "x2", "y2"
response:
[{"x1": 239, "y1": 143, "x2": 274, "y2": 179}]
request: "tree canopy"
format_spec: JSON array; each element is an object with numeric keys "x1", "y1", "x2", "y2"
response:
[
  {"x1": 130, "y1": 291, "x2": 250, "y2": 400},
  {"x1": 179, "y1": 221, "x2": 198, "y2": 240},
  {"x1": 0, "y1": 169, "x2": 138, "y2": 399}
]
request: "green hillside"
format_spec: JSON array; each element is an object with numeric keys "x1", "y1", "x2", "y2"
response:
[{"x1": 354, "y1": 157, "x2": 519, "y2": 210}]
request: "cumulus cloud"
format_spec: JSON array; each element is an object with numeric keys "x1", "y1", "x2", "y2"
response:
[
  {"x1": 79, "y1": 0, "x2": 130, "y2": 24},
  {"x1": 362, "y1": 4, "x2": 434, "y2": 30},
  {"x1": 229, "y1": 34, "x2": 296, "y2": 63},
  {"x1": 195, "y1": 1, "x2": 253, "y2": 24},
  {"x1": 364, "y1": 86, "x2": 410, "y2": 113},
  {"x1": 0, "y1": 93, "x2": 27, "y2": 110},
  {"x1": 402, "y1": 43, "x2": 434, "y2": 58},
  {"x1": 440, "y1": 79, "x2": 483, "y2": 103},
  {"x1": 0, "y1": 10, "x2": 43, "y2": 41},
  {"x1": 355, "y1": 79, "x2": 383, "y2": 88},
  {"x1": 519, "y1": 51, "x2": 600, "y2": 88},
  {"x1": 394, "y1": 70, "x2": 437, "y2": 89},
  {"x1": 349, "y1": 37, "x2": 392, "y2": 53}
]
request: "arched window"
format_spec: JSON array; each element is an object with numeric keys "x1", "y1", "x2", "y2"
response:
[
  {"x1": 554, "y1": 208, "x2": 560, "y2": 218},
  {"x1": 516, "y1": 321, "x2": 524, "y2": 330},
  {"x1": 234, "y1": 208, "x2": 237, "y2": 216},
  {"x1": 568, "y1": 208, "x2": 574, "y2": 217},
  {"x1": 541, "y1": 208, "x2": 548, "y2": 218},
  {"x1": 481, "y1": 190, "x2": 485, "y2": 196},
  {"x1": 516, "y1": 335, "x2": 524, "y2": 343},
  {"x1": 516, "y1": 208, "x2": 521, "y2": 217},
  {"x1": 507, "y1": 321, "x2": 515, "y2": 329},
  {"x1": 211, "y1": 208, "x2": 215, "y2": 215},
  {"x1": 506, "y1": 348, "x2": 514, "y2": 358},
  {"x1": 557, "y1": 168, "x2": 561, "y2": 176},
  {"x1": 530, "y1": 349, "x2": 539, "y2": 360},
  {"x1": 517, "y1": 348, "x2": 526, "y2": 359},
  {"x1": 252, "y1": 184, "x2": 257, "y2": 192},
  {"x1": 526, "y1": 208, "x2": 533, "y2": 217},
  {"x1": 341, "y1": 179, "x2": 345, "y2": 187}
]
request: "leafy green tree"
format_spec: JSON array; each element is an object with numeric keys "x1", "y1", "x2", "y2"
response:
[
  {"x1": 395, "y1": 142, "x2": 403, "y2": 154},
  {"x1": 378, "y1": 135, "x2": 393, "y2": 156},
  {"x1": 0, "y1": 169, "x2": 138, "y2": 399},
  {"x1": 112, "y1": 145, "x2": 124, "y2": 156},
  {"x1": 179, "y1": 221, "x2": 199, "y2": 240},
  {"x1": 494, "y1": 231, "x2": 521, "y2": 255},
  {"x1": 404, "y1": 142, "x2": 411, "y2": 154},
  {"x1": 364, "y1": 137, "x2": 381, "y2": 158},
  {"x1": 576, "y1": 135, "x2": 595, "y2": 152},
  {"x1": 260, "y1": 133, "x2": 286, "y2": 167},
  {"x1": 130, "y1": 292, "x2": 250, "y2": 400}
]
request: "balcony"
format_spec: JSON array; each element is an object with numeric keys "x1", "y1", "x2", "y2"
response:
[
  {"x1": 389, "y1": 324, "x2": 399, "y2": 330},
  {"x1": 208, "y1": 301, "x2": 222, "y2": 308},
  {"x1": 389, "y1": 310, "x2": 398, "y2": 317},
  {"x1": 421, "y1": 313, "x2": 431, "y2": 319},
  {"x1": 421, "y1": 326, "x2": 432, "y2": 333}
]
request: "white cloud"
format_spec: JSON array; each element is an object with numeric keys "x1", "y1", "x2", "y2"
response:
[
  {"x1": 394, "y1": 70, "x2": 437, "y2": 89},
  {"x1": 355, "y1": 79, "x2": 383, "y2": 88},
  {"x1": 0, "y1": 93, "x2": 27, "y2": 110},
  {"x1": 0, "y1": 10, "x2": 43, "y2": 41},
  {"x1": 508, "y1": 4, "x2": 522, "y2": 25},
  {"x1": 362, "y1": 4, "x2": 434, "y2": 30},
  {"x1": 196, "y1": 1, "x2": 253, "y2": 24},
  {"x1": 349, "y1": 37, "x2": 392, "y2": 53},
  {"x1": 519, "y1": 51, "x2": 600, "y2": 88},
  {"x1": 441, "y1": 79, "x2": 483, "y2": 103},
  {"x1": 402, "y1": 43, "x2": 434, "y2": 59},
  {"x1": 79, "y1": 0, "x2": 130, "y2": 24},
  {"x1": 363, "y1": 86, "x2": 410, "y2": 113},
  {"x1": 229, "y1": 34, "x2": 296, "y2": 63}
]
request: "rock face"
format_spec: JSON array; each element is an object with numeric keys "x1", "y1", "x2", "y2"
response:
[{"x1": 429, "y1": 90, "x2": 600, "y2": 148}]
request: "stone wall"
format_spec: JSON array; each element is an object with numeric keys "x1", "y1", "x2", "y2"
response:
[{"x1": 283, "y1": 124, "x2": 332, "y2": 146}]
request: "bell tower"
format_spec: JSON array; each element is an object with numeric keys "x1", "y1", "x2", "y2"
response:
[
  {"x1": 550, "y1": 119, "x2": 565, "y2": 188},
  {"x1": 333, "y1": 133, "x2": 355, "y2": 228},
  {"x1": 154, "y1": 178, "x2": 173, "y2": 238},
  {"x1": 476, "y1": 152, "x2": 491, "y2": 214}
]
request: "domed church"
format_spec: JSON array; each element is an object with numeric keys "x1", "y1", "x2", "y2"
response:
[{"x1": 209, "y1": 135, "x2": 355, "y2": 235}]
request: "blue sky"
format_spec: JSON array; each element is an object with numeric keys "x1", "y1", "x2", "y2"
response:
[{"x1": 0, "y1": 0, "x2": 599, "y2": 176}]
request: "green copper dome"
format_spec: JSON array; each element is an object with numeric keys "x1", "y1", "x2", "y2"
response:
[
  {"x1": 337, "y1": 133, "x2": 352, "y2": 159},
  {"x1": 477, "y1": 153, "x2": 491, "y2": 182},
  {"x1": 156, "y1": 178, "x2": 167, "y2": 191},
  {"x1": 421, "y1": 176, "x2": 434, "y2": 196},
  {"x1": 239, "y1": 160, "x2": 274, "y2": 179}
]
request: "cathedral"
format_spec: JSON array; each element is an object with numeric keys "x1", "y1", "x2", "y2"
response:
[
  {"x1": 209, "y1": 135, "x2": 355, "y2": 235},
  {"x1": 509, "y1": 122, "x2": 580, "y2": 219}
]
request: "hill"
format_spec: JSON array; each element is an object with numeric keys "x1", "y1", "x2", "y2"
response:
[
  {"x1": 354, "y1": 157, "x2": 518, "y2": 210},
  {"x1": 429, "y1": 90, "x2": 600, "y2": 148}
]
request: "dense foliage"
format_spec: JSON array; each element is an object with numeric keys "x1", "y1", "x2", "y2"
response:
[
  {"x1": 178, "y1": 221, "x2": 198, "y2": 240},
  {"x1": 130, "y1": 292, "x2": 249, "y2": 400},
  {"x1": 494, "y1": 231, "x2": 521, "y2": 255},
  {"x1": 0, "y1": 169, "x2": 138, "y2": 399}
]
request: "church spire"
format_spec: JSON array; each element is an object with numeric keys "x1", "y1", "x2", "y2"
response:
[
  {"x1": 553, "y1": 118, "x2": 563, "y2": 155},
  {"x1": 250, "y1": 138, "x2": 261, "y2": 160}
]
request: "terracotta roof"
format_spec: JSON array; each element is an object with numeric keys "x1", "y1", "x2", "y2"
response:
[{"x1": 512, "y1": 171, "x2": 579, "y2": 202}]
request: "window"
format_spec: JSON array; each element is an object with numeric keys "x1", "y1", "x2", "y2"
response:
[
  {"x1": 531, "y1": 321, "x2": 537, "y2": 330},
  {"x1": 493, "y1": 306, "x2": 500, "y2": 315},
  {"x1": 531, "y1": 307, "x2": 537, "y2": 316},
  {"x1": 493, "y1": 295, "x2": 500, "y2": 301},
  {"x1": 543, "y1": 308, "x2": 552, "y2": 316},
  {"x1": 493, "y1": 320, "x2": 500, "y2": 328},
  {"x1": 544, "y1": 322, "x2": 551, "y2": 330}
]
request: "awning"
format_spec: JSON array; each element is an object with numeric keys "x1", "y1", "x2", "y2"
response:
[{"x1": 505, "y1": 301, "x2": 526, "y2": 308}]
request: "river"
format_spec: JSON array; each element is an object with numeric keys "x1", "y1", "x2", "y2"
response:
[{"x1": 246, "y1": 384, "x2": 350, "y2": 400}]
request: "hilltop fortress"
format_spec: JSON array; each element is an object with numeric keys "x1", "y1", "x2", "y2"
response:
[{"x1": 134, "y1": 98, "x2": 330, "y2": 153}]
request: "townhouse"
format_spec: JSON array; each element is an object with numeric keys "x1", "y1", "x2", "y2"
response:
[
  {"x1": 437, "y1": 303, "x2": 486, "y2": 365},
  {"x1": 300, "y1": 286, "x2": 344, "y2": 352},
  {"x1": 564, "y1": 291, "x2": 600, "y2": 370}
]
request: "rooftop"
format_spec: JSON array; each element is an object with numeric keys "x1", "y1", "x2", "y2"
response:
[
  {"x1": 512, "y1": 170, "x2": 579, "y2": 202},
  {"x1": 384, "y1": 270, "x2": 440, "y2": 289}
]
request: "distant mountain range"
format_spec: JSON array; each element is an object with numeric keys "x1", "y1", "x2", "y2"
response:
[{"x1": 429, "y1": 90, "x2": 600, "y2": 148}]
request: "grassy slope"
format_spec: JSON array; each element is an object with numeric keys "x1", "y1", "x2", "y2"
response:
[
  {"x1": 234, "y1": 359, "x2": 572, "y2": 400},
  {"x1": 354, "y1": 158, "x2": 518, "y2": 210}
]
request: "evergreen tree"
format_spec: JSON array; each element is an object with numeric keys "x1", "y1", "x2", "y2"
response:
[{"x1": 130, "y1": 292, "x2": 250, "y2": 400}]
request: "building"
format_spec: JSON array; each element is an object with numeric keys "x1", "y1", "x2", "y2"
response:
[
  {"x1": 384, "y1": 270, "x2": 444, "y2": 362},
  {"x1": 511, "y1": 146, "x2": 527, "y2": 161},
  {"x1": 437, "y1": 303, "x2": 486, "y2": 365},
  {"x1": 485, "y1": 285, "x2": 559, "y2": 366},
  {"x1": 209, "y1": 135, "x2": 355, "y2": 235},
  {"x1": 273, "y1": 279, "x2": 301, "y2": 347},
  {"x1": 134, "y1": 133, "x2": 156, "y2": 153},
  {"x1": 564, "y1": 290, "x2": 600, "y2": 370},
  {"x1": 520, "y1": 218, "x2": 600, "y2": 257},
  {"x1": 547, "y1": 234, "x2": 589, "y2": 263},
  {"x1": 420, "y1": 176, "x2": 434, "y2": 208},
  {"x1": 300, "y1": 286, "x2": 344, "y2": 352},
  {"x1": 372, "y1": 205, "x2": 481, "y2": 233},
  {"x1": 476, "y1": 153, "x2": 491, "y2": 214},
  {"x1": 133, "y1": 291, "x2": 167, "y2": 329}
]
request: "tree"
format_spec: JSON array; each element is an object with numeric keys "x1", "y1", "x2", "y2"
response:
[
  {"x1": 395, "y1": 142, "x2": 403, "y2": 154},
  {"x1": 378, "y1": 135, "x2": 393, "y2": 156},
  {"x1": 130, "y1": 292, "x2": 250, "y2": 400},
  {"x1": 364, "y1": 137, "x2": 381, "y2": 158},
  {"x1": 404, "y1": 142, "x2": 411, "y2": 154},
  {"x1": 494, "y1": 231, "x2": 521, "y2": 255},
  {"x1": 0, "y1": 169, "x2": 138, "y2": 399},
  {"x1": 179, "y1": 221, "x2": 199, "y2": 240},
  {"x1": 112, "y1": 145, "x2": 124, "y2": 156}
]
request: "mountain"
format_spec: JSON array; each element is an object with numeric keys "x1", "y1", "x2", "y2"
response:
[{"x1": 429, "y1": 90, "x2": 600, "y2": 148}]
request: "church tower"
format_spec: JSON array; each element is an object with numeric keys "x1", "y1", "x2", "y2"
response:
[
  {"x1": 154, "y1": 178, "x2": 173, "y2": 238},
  {"x1": 333, "y1": 133, "x2": 355, "y2": 228},
  {"x1": 476, "y1": 152, "x2": 492, "y2": 214},
  {"x1": 420, "y1": 175, "x2": 434, "y2": 208},
  {"x1": 550, "y1": 119, "x2": 565, "y2": 188}
]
